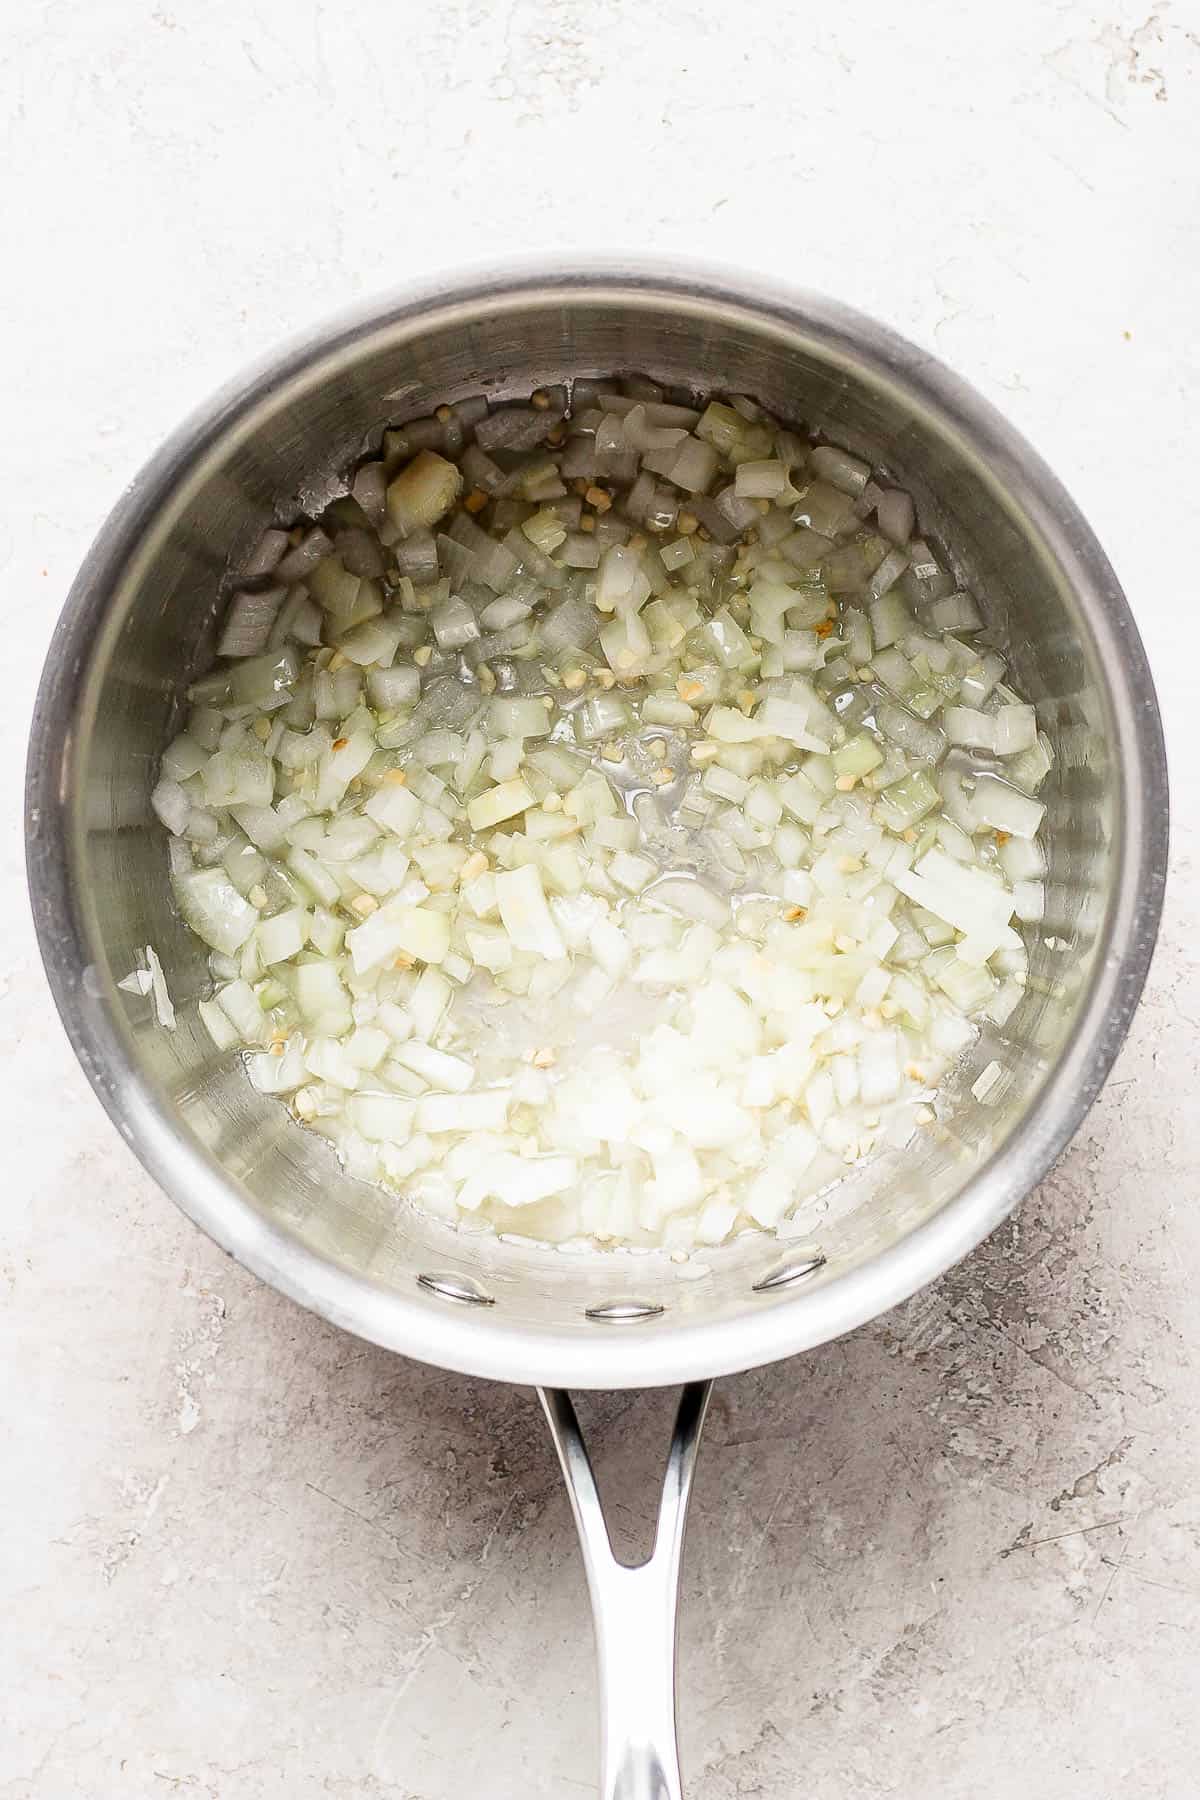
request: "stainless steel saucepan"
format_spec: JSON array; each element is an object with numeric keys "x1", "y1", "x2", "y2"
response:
[{"x1": 25, "y1": 264, "x2": 1168, "y2": 1797}]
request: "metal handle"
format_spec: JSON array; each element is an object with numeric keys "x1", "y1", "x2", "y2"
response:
[{"x1": 539, "y1": 1381, "x2": 713, "y2": 1800}]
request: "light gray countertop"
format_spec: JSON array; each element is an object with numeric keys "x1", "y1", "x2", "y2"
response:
[{"x1": 2, "y1": 2, "x2": 1197, "y2": 1794}]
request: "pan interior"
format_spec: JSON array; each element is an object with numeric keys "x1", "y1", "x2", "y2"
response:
[{"x1": 37, "y1": 276, "x2": 1151, "y2": 1381}]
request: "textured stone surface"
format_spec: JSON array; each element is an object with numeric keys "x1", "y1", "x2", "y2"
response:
[{"x1": 2, "y1": 1, "x2": 1197, "y2": 1794}]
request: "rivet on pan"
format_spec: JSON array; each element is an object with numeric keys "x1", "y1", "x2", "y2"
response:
[
  {"x1": 417, "y1": 1271, "x2": 495, "y2": 1307},
  {"x1": 585, "y1": 1298, "x2": 665, "y2": 1323},
  {"x1": 752, "y1": 1247, "x2": 827, "y2": 1293}
]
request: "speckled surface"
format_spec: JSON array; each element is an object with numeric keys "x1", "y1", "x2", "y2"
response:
[{"x1": 2, "y1": 3, "x2": 1198, "y2": 1795}]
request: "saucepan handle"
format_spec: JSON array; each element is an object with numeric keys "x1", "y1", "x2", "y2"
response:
[{"x1": 538, "y1": 1381, "x2": 714, "y2": 1800}]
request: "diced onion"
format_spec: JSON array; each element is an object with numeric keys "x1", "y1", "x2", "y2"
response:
[
  {"x1": 970, "y1": 772, "x2": 1046, "y2": 839},
  {"x1": 875, "y1": 489, "x2": 915, "y2": 545},
  {"x1": 154, "y1": 370, "x2": 1049, "y2": 1257}
]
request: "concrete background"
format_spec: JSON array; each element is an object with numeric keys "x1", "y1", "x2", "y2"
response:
[{"x1": 2, "y1": 1, "x2": 1198, "y2": 1794}]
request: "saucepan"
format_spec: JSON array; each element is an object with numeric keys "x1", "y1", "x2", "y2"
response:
[{"x1": 25, "y1": 263, "x2": 1168, "y2": 1796}]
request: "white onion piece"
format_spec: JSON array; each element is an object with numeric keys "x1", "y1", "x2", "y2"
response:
[
  {"x1": 151, "y1": 778, "x2": 191, "y2": 835},
  {"x1": 993, "y1": 704, "x2": 1038, "y2": 757},
  {"x1": 176, "y1": 869, "x2": 259, "y2": 955},
  {"x1": 386, "y1": 451, "x2": 462, "y2": 535},
  {"x1": 945, "y1": 706, "x2": 997, "y2": 751},
  {"x1": 875, "y1": 488, "x2": 915, "y2": 545},
  {"x1": 468, "y1": 778, "x2": 536, "y2": 831},
  {"x1": 495, "y1": 866, "x2": 566, "y2": 960},
  {"x1": 346, "y1": 901, "x2": 450, "y2": 973},
  {"x1": 218, "y1": 586, "x2": 287, "y2": 658},
  {"x1": 391, "y1": 1041, "x2": 474, "y2": 1091},
  {"x1": 810, "y1": 445, "x2": 870, "y2": 496},
  {"x1": 734, "y1": 460, "x2": 791, "y2": 500},
  {"x1": 417, "y1": 1089, "x2": 510, "y2": 1134},
  {"x1": 970, "y1": 773, "x2": 1046, "y2": 839}
]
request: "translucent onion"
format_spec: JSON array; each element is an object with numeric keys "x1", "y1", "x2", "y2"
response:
[{"x1": 149, "y1": 370, "x2": 1048, "y2": 1259}]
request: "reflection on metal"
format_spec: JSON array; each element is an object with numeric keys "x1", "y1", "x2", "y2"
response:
[
  {"x1": 585, "y1": 1298, "x2": 666, "y2": 1323},
  {"x1": 539, "y1": 1380, "x2": 712, "y2": 1800},
  {"x1": 752, "y1": 1247, "x2": 827, "y2": 1293},
  {"x1": 417, "y1": 1271, "x2": 495, "y2": 1306}
]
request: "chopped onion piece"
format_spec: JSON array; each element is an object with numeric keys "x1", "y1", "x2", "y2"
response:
[
  {"x1": 876, "y1": 489, "x2": 915, "y2": 545},
  {"x1": 926, "y1": 590, "x2": 983, "y2": 634},
  {"x1": 468, "y1": 778, "x2": 536, "y2": 831},
  {"x1": 810, "y1": 445, "x2": 870, "y2": 496},
  {"x1": 151, "y1": 778, "x2": 191, "y2": 836},
  {"x1": 970, "y1": 773, "x2": 1046, "y2": 839},
  {"x1": 346, "y1": 900, "x2": 450, "y2": 973},
  {"x1": 391, "y1": 1041, "x2": 475, "y2": 1092},
  {"x1": 867, "y1": 549, "x2": 909, "y2": 600},
  {"x1": 218, "y1": 586, "x2": 287, "y2": 658},
  {"x1": 176, "y1": 869, "x2": 259, "y2": 955},
  {"x1": 944, "y1": 706, "x2": 997, "y2": 751},
  {"x1": 495, "y1": 865, "x2": 566, "y2": 960},
  {"x1": 487, "y1": 696, "x2": 553, "y2": 741},
  {"x1": 993, "y1": 704, "x2": 1038, "y2": 757},
  {"x1": 431, "y1": 595, "x2": 479, "y2": 650},
  {"x1": 417, "y1": 1089, "x2": 510, "y2": 1134},
  {"x1": 734, "y1": 460, "x2": 791, "y2": 500},
  {"x1": 257, "y1": 906, "x2": 309, "y2": 966},
  {"x1": 386, "y1": 450, "x2": 463, "y2": 536}
]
